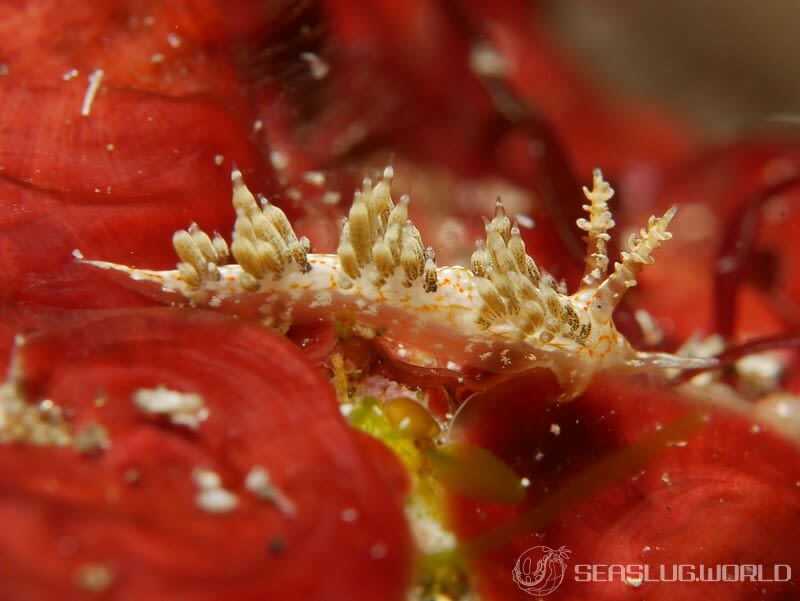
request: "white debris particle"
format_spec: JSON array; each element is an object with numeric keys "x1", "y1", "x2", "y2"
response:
[
  {"x1": 133, "y1": 385, "x2": 208, "y2": 430},
  {"x1": 193, "y1": 468, "x2": 239, "y2": 514},
  {"x1": 105, "y1": 143, "x2": 115, "y2": 152},
  {"x1": 76, "y1": 563, "x2": 114, "y2": 592},
  {"x1": 750, "y1": 423, "x2": 762, "y2": 434},
  {"x1": 81, "y1": 69, "x2": 104, "y2": 117},
  {"x1": 625, "y1": 574, "x2": 644, "y2": 588},
  {"x1": 253, "y1": 119, "x2": 263, "y2": 132},
  {"x1": 196, "y1": 487, "x2": 239, "y2": 514},
  {"x1": 166, "y1": 33, "x2": 182, "y2": 48},
  {"x1": 193, "y1": 468, "x2": 221, "y2": 489},
  {"x1": 634, "y1": 309, "x2": 664, "y2": 346},
  {"x1": 123, "y1": 468, "x2": 141, "y2": 485},
  {"x1": 150, "y1": 53, "x2": 165, "y2": 64},
  {"x1": 244, "y1": 465, "x2": 296, "y2": 515},
  {"x1": 322, "y1": 190, "x2": 341, "y2": 205},
  {"x1": 269, "y1": 149, "x2": 289, "y2": 171},
  {"x1": 520, "y1": 477, "x2": 531, "y2": 488},
  {"x1": 369, "y1": 543, "x2": 388, "y2": 559},
  {"x1": 0, "y1": 64, "x2": 9, "y2": 76},
  {"x1": 534, "y1": 451, "x2": 545, "y2": 461},
  {"x1": 753, "y1": 392, "x2": 800, "y2": 443},
  {"x1": 0, "y1": 383, "x2": 72, "y2": 446},
  {"x1": 716, "y1": 256, "x2": 737, "y2": 274},
  {"x1": 72, "y1": 248, "x2": 85, "y2": 260},
  {"x1": 299, "y1": 51, "x2": 330, "y2": 80},
  {"x1": 74, "y1": 422, "x2": 111, "y2": 455},
  {"x1": 62, "y1": 68, "x2": 79, "y2": 81},
  {"x1": 516, "y1": 214, "x2": 535, "y2": 229},
  {"x1": 303, "y1": 170, "x2": 326, "y2": 186},
  {"x1": 341, "y1": 507, "x2": 359, "y2": 523},
  {"x1": 214, "y1": 154, "x2": 224, "y2": 166},
  {"x1": 661, "y1": 472, "x2": 672, "y2": 487},
  {"x1": 469, "y1": 41, "x2": 508, "y2": 77},
  {"x1": 549, "y1": 423, "x2": 561, "y2": 436},
  {"x1": 736, "y1": 353, "x2": 784, "y2": 396}
]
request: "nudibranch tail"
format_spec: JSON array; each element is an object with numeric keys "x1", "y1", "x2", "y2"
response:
[{"x1": 80, "y1": 166, "x2": 717, "y2": 400}]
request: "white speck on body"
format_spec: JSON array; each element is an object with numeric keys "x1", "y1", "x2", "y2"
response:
[{"x1": 309, "y1": 290, "x2": 333, "y2": 309}]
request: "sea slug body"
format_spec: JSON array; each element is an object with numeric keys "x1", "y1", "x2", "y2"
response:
[{"x1": 83, "y1": 167, "x2": 716, "y2": 399}]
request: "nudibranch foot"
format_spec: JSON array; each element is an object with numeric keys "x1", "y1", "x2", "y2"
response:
[{"x1": 81, "y1": 166, "x2": 717, "y2": 400}]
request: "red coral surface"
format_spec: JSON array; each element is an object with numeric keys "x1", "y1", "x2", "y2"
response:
[{"x1": 1, "y1": 309, "x2": 410, "y2": 600}]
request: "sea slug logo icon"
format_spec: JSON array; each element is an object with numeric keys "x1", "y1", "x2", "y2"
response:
[{"x1": 512, "y1": 545, "x2": 571, "y2": 596}]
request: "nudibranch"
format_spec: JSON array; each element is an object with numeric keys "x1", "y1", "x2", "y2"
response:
[{"x1": 82, "y1": 167, "x2": 716, "y2": 399}]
